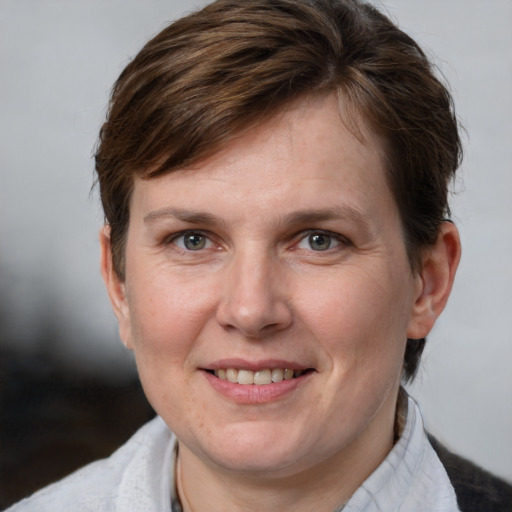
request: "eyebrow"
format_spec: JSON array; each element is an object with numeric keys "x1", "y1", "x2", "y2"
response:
[
  {"x1": 144, "y1": 206, "x2": 369, "y2": 229},
  {"x1": 144, "y1": 208, "x2": 228, "y2": 228},
  {"x1": 282, "y1": 206, "x2": 370, "y2": 227}
]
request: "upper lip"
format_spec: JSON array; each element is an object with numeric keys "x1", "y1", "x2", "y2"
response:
[{"x1": 203, "y1": 359, "x2": 313, "y2": 371}]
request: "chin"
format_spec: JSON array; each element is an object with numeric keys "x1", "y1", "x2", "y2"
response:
[
  {"x1": 190, "y1": 421, "x2": 323, "y2": 477},
  {"x1": 209, "y1": 447, "x2": 308, "y2": 477}
]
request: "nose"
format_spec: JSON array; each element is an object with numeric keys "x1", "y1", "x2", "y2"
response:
[{"x1": 215, "y1": 250, "x2": 293, "y2": 338}]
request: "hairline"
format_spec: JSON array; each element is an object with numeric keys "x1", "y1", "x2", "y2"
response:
[{"x1": 111, "y1": 90, "x2": 426, "y2": 280}]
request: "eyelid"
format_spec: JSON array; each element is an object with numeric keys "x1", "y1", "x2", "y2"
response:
[
  {"x1": 294, "y1": 229, "x2": 351, "y2": 249},
  {"x1": 166, "y1": 229, "x2": 216, "y2": 250},
  {"x1": 163, "y1": 228, "x2": 350, "y2": 252}
]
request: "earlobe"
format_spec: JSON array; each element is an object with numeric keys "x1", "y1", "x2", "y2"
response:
[
  {"x1": 407, "y1": 221, "x2": 461, "y2": 339},
  {"x1": 99, "y1": 226, "x2": 133, "y2": 349}
]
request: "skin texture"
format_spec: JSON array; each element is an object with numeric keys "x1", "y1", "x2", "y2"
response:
[{"x1": 101, "y1": 94, "x2": 460, "y2": 511}]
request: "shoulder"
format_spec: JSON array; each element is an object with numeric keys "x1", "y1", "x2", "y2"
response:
[
  {"x1": 6, "y1": 417, "x2": 173, "y2": 512},
  {"x1": 428, "y1": 434, "x2": 512, "y2": 512}
]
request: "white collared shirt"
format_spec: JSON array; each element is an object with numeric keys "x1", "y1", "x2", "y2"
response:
[
  {"x1": 341, "y1": 396, "x2": 460, "y2": 511},
  {"x1": 8, "y1": 397, "x2": 460, "y2": 511}
]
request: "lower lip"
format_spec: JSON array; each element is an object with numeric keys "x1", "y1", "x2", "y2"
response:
[{"x1": 203, "y1": 371, "x2": 311, "y2": 404}]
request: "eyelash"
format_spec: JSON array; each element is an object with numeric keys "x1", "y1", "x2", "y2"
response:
[
  {"x1": 166, "y1": 230, "x2": 216, "y2": 253},
  {"x1": 294, "y1": 230, "x2": 351, "y2": 252},
  {"x1": 165, "y1": 229, "x2": 350, "y2": 254}
]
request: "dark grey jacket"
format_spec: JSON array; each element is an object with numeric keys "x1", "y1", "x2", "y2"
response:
[{"x1": 429, "y1": 435, "x2": 512, "y2": 512}]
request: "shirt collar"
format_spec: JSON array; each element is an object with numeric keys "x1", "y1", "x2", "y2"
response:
[
  {"x1": 169, "y1": 396, "x2": 460, "y2": 512},
  {"x1": 343, "y1": 395, "x2": 460, "y2": 511}
]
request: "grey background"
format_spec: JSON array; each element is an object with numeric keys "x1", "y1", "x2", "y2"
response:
[{"x1": 1, "y1": 0, "x2": 511, "y2": 481}]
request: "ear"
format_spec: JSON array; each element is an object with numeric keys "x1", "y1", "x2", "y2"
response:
[
  {"x1": 407, "y1": 221, "x2": 461, "y2": 339},
  {"x1": 99, "y1": 225, "x2": 133, "y2": 349}
]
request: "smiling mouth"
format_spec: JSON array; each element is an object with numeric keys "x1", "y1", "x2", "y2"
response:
[{"x1": 205, "y1": 368, "x2": 314, "y2": 385}]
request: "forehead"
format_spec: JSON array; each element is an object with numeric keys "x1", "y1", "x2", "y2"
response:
[{"x1": 131, "y1": 94, "x2": 395, "y2": 228}]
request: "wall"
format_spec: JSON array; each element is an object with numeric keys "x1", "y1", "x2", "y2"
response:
[{"x1": 1, "y1": 0, "x2": 511, "y2": 481}]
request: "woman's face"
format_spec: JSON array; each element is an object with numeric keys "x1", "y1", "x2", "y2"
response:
[{"x1": 105, "y1": 94, "x2": 426, "y2": 479}]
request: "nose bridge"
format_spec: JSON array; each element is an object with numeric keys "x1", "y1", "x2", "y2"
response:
[{"x1": 216, "y1": 244, "x2": 291, "y2": 337}]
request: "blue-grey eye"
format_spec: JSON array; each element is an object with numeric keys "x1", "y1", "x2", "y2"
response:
[
  {"x1": 174, "y1": 233, "x2": 212, "y2": 250},
  {"x1": 184, "y1": 234, "x2": 206, "y2": 250},
  {"x1": 308, "y1": 233, "x2": 332, "y2": 251}
]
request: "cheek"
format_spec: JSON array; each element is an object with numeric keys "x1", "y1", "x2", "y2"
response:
[
  {"x1": 124, "y1": 272, "x2": 218, "y2": 418},
  {"x1": 122, "y1": 272, "x2": 219, "y2": 417},
  {"x1": 297, "y1": 266, "x2": 412, "y2": 373},
  {"x1": 126, "y1": 267, "x2": 217, "y2": 350}
]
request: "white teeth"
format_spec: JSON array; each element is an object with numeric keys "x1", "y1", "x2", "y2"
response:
[
  {"x1": 215, "y1": 369, "x2": 226, "y2": 380},
  {"x1": 271, "y1": 368, "x2": 284, "y2": 382},
  {"x1": 237, "y1": 369, "x2": 254, "y2": 385},
  {"x1": 284, "y1": 368, "x2": 294, "y2": 380},
  {"x1": 254, "y1": 369, "x2": 272, "y2": 385},
  {"x1": 212, "y1": 368, "x2": 306, "y2": 385},
  {"x1": 226, "y1": 368, "x2": 238, "y2": 383}
]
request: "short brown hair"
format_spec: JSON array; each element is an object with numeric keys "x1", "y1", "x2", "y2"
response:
[{"x1": 95, "y1": 0, "x2": 462, "y2": 380}]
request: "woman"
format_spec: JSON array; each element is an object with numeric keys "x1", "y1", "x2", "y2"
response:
[{"x1": 9, "y1": 0, "x2": 511, "y2": 510}]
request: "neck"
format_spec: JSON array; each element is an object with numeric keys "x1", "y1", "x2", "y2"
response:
[
  {"x1": 177, "y1": 447, "x2": 354, "y2": 512},
  {"x1": 176, "y1": 391, "x2": 400, "y2": 512}
]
